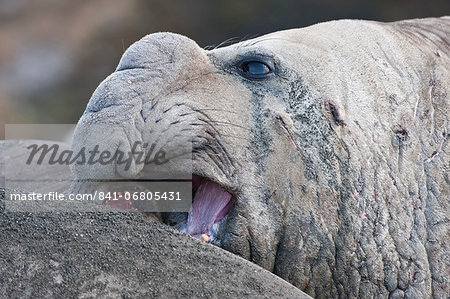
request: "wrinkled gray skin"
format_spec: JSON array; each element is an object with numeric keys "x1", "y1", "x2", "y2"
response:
[{"x1": 72, "y1": 17, "x2": 449, "y2": 298}]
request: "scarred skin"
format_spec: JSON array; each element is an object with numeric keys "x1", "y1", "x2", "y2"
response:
[{"x1": 71, "y1": 17, "x2": 449, "y2": 298}]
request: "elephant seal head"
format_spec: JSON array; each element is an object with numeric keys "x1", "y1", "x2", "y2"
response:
[{"x1": 71, "y1": 17, "x2": 449, "y2": 298}]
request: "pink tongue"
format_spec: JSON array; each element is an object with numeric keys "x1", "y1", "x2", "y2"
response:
[{"x1": 186, "y1": 179, "x2": 232, "y2": 236}]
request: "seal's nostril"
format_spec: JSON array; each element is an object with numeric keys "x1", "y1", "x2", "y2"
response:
[{"x1": 326, "y1": 101, "x2": 345, "y2": 126}]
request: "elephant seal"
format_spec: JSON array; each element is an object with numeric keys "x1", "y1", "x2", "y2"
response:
[{"x1": 71, "y1": 17, "x2": 449, "y2": 298}]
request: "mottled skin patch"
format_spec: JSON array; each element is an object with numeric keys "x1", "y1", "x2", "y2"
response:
[{"x1": 72, "y1": 17, "x2": 449, "y2": 298}]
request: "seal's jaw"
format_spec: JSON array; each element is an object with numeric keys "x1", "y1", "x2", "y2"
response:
[
  {"x1": 181, "y1": 176, "x2": 233, "y2": 239},
  {"x1": 163, "y1": 175, "x2": 234, "y2": 245},
  {"x1": 101, "y1": 173, "x2": 236, "y2": 245}
]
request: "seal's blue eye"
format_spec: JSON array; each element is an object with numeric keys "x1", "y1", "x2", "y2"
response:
[
  {"x1": 239, "y1": 60, "x2": 272, "y2": 79},
  {"x1": 243, "y1": 62, "x2": 270, "y2": 75}
]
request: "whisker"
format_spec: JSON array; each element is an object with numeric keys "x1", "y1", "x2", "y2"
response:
[
  {"x1": 240, "y1": 33, "x2": 260, "y2": 43},
  {"x1": 152, "y1": 133, "x2": 188, "y2": 153},
  {"x1": 205, "y1": 143, "x2": 230, "y2": 175},
  {"x1": 192, "y1": 108, "x2": 248, "y2": 118},
  {"x1": 158, "y1": 118, "x2": 192, "y2": 134},
  {"x1": 242, "y1": 37, "x2": 295, "y2": 47},
  {"x1": 238, "y1": 33, "x2": 262, "y2": 48},
  {"x1": 196, "y1": 135, "x2": 236, "y2": 170},
  {"x1": 204, "y1": 36, "x2": 239, "y2": 50},
  {"x1": 214, "y1": 135, "x2": 240, "y2": 168},
  {"x1": 213, "y1": 36, "x2": 241, "y2": 50},
  {"x1": 191, "y1": 151, "x2": 224, "y2": 167},
  {"x1": 197, "y1": 119, "x2": 251, "y2": 130}
]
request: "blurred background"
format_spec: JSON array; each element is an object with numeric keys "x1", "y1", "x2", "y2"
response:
[{"x1": 0, "y1": 0, "x2": 448, "y2": 139}]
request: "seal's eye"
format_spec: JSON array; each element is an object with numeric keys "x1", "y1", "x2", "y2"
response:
[
  {"x1": 238, "y1": 59, "x2": 272, "y2": 79},
  {"x1": 242, "y1": 61, "x2": 270, "y2": 75}
]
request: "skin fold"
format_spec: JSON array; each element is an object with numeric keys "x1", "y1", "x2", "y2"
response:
[{"x1": 71, "y1": 17, "x2": 449, "y2": 298}]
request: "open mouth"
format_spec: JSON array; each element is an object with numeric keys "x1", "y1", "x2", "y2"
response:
[
  {"x1": 105, "y1": 174, "x2": 234, "y2": 244},
  {"x1": 176, "y1": 175, "x2": 233, "y2": 242}
]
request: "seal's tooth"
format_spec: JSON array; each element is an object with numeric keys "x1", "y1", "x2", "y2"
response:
[{"x1": 201, "y1": 234, "x2": 210, "y2": 242}]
